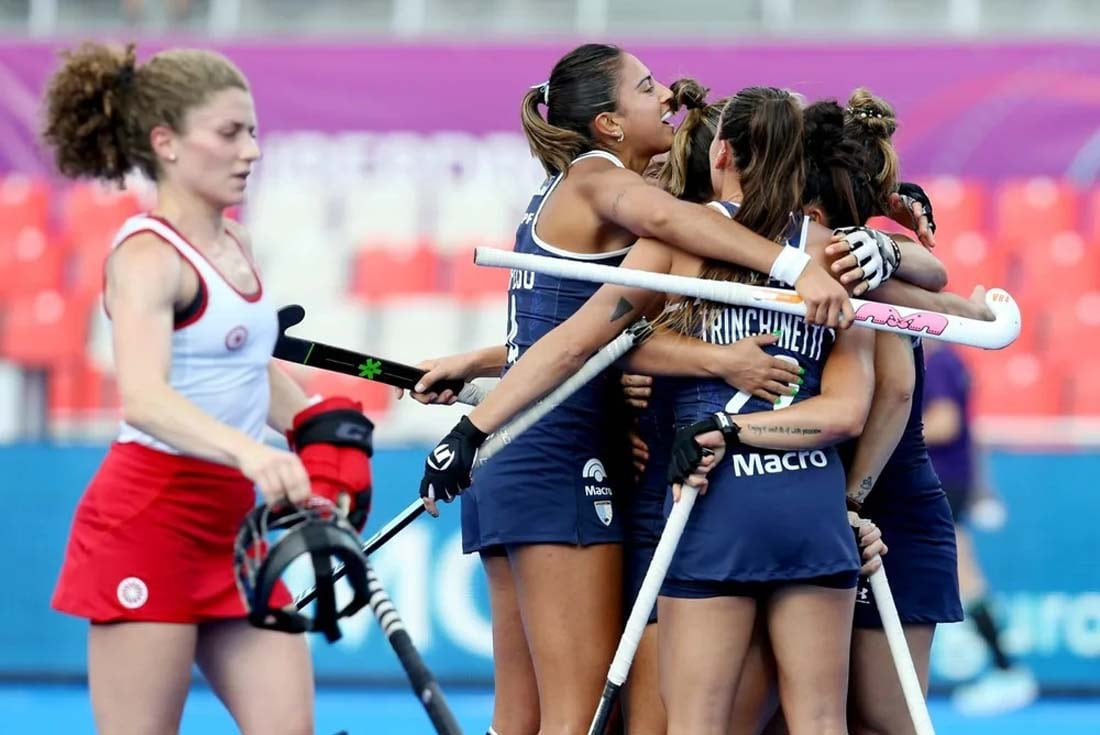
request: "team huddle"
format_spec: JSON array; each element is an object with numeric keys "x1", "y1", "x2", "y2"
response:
[
  {"x1": 411, "y1": 45, "x2": 997, "y2": 735},
  {"x1": 43, "y1": 37, "x2": 1005, "y2": 735}
]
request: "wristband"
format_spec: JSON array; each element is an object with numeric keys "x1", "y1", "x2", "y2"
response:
[{"x1": 769, "y1": 247, "x2": 812, "y2": 287}]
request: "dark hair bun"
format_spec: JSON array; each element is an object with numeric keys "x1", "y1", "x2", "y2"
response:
[
  {"x1": 42, "y1": 42, "x2": 138, "y2": 183},
  {"x1": 670, "y1": 78, "x2": 710, "y2": 112}
]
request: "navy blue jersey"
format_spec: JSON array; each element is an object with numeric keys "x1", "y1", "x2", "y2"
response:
[
  {"x1": 463, "y1": 150, "x2": 634, "y2": 553},
  {"x1": 870, "y1": 339, "x2": 941, "y2": 498},
  {"x1": 854, "y1": 338, "x2": 962, "y2": 626},
  {"x1": 674, "y1": 201, "x2": 833, "y2": 423},
  {"x1": 502, "y1": 150, "x2": 632, "y2": 413},
  {"x1": 664, "y1": 201, "x2": 857, "y2": 587}
]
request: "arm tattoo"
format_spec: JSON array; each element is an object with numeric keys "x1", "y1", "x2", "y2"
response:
[
  {"x1": 745, "y1": 426, "x2": 822, "y2": 437},
  {"x1": 611, "y1": 190, "x2": 627, "y2": 219},
  {"x1": 852, "y1": 475, "x2": 874, "y2": 503},
  {"x1": 610, "y1": 297, "x2": 634, "y2": 322}
]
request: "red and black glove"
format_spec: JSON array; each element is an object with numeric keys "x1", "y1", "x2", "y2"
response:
[{"x1": 288, "y1": 396, "x2": 374, "y2": 532}]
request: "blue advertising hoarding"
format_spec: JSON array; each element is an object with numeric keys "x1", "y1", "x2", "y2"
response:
[{"x1": 3, "y1": 444, "x2": 1097, "y2": 689}]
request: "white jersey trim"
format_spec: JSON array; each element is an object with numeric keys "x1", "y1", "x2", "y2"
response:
[
  {"x1": 528, "y1": 150, "x2": 633, "y2": 262},
  {"x1": 707, "y1": 200, "x2": 734, "y2": 218}
]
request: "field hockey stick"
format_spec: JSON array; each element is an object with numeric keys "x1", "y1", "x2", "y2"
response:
[
  {"x1": 274, "y1": 304, "x2": 488, "y2": 405},
  {"x1": 474, "y1": 248, "x2": 1021, "y2": 350},
  {"x1": 476, "y1": 319, "x2": 653, "y2": 463},
  {"x1": 363, "y1": 561, "x2": 464, "y2": 735},
  {"x1": 847, "y1": 507, "x2": 935, "y2": 735},
  {"x1": 588, "y1": 478, "x2": 703, "y2": 735},
  {"x1": 866, "y1": 560, "x2": 936, "y2": 735},
  {"x1": 294, "y1": 320, "x2": 653, "y2": 609},
  {"x1": 292, "y1": 499, "x2": 425, "y2": 609}
]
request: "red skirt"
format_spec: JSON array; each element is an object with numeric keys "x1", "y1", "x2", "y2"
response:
[{"x1": 53, "y1": 441, "x2": 282, "y2": 624}]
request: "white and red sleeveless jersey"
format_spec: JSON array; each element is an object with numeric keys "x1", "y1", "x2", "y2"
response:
[{"x1": 109, "y1": 214, "x2": 277, "y2": 455}]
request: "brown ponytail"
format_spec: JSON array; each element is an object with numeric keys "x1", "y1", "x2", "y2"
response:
[
  {"x1": 42, "y1": 42, "x2": 248, "y2": 185},
  {"x1": 845, "y1": 87, "x2": 899, "y2": 214},
  {"x1": 664, "y1": 87, "x2": 805, "y2": 336},
  {"x1": 658, "y1": 78, "x2": 725, "y2": 204},
  {"x1": 519, "y1": 43, "x2": 622, "y2": 176}
]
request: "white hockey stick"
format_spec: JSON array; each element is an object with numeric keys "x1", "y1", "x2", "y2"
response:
[
  {"x1": 295, "y1": 320, "x2": 653, "y2": 608},
  {"x1": 474, "y1": 248, "x2": 1020, "y2": 350},
  {"x1": 477, "y1": 319, "x2": 653, "y2": 464},
  {"x1": 588, "y1": 481, "x2": 701, "y2": 734},
  {"x1": 867, "y1": 560, "x2": 936, "y2": 735}
]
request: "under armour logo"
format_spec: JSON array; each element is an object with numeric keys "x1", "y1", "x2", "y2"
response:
[
  {"x1": 428, "y1": 445, "x2": 455, "y2": 471},
  {"x1": 335, "y1": 422, "x2": 370, "y2": 443},
  {"x1": 856, "y1": 585, "x2": 871, "y2": 604}
]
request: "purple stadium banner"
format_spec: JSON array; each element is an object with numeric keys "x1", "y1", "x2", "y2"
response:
[{"x1": 2, "y1": 41, "x2": 1099, "y2": 181}]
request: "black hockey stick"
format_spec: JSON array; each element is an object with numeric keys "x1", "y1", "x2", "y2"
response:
[
  {"x1": 274, "y1": 305, "x2": 487, "y2": 405},
  {"x1": 362, "y1": 561, "x2": 464, "y2": 734},
  {"x1": 294, "y1": 497, "x2": 425, "y2": 608}
]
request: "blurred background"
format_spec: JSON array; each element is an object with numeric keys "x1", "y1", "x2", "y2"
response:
[{"x1": 1, "y1": 1, "x2": 1098, "y2": 733}]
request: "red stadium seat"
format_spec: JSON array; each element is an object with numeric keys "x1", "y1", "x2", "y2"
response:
[
  {"x1": 59, "y1": 182, "x2": 143, "y2": 255},
  {"x1": 1042, "y1": 291, "x2": 1100, "y2": 370},
  {"x1": 962, "y1": 347, "x2": 1064, "y2": 417},
  {"x1": 298, "y1": 369, "x2": 392, "y2": 418},
  {"x1": 0, "y1": 177, "x2": 55, "y2": 299},
  {"x1": 1085, "y1": 186, "x2": 1100, "y2": 246},
  {"x1": 447, "y1": 243, "x2": 511, "y2": 302},
  {"x1": 0, "y1": 228, "x2": 66, "y2": 298},
  {"x1": 0, "y1": 175, "x2": 50, "y2": 240},
  {"x1": 350, "y1": 242, "x2": 440, "y2": 302},
  {"x1": 1015, "y1": 231, "x2": 1100, "y2": 310},
  {"x1": 936, "y1": 231, "x2": 1010, "y2": 293},
  {"x1": 923, "y1": 177, "x2": 986, "y2": 236},
  {"x1": 1069, "y1": 373, "x2": 1100, "y2": 416},
  {"x1": 0, "y1": 290, "x2": 92, "y2": 368},
  {"x1": 48, "y1": 359, "x2": 114, "y2": 419},
  {"x1": 993, "y1": 178, "x2": 1081, "y2": 253}
]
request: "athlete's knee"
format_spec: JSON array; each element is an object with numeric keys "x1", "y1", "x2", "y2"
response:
[
  {"x1": 849, "y1": 705, "x2": 909, "y2": 735},
  {"x1": 238, "y1": 711, "x2": 313, "y2": 735},
  {"x1": 490, "y1": 712, "x2": 539, "y2": 735},
  {"x1": 539, "y1": 709, "x2": 599, "y2": 735},
  {"x1": 849, "y1": 722, "x2": 891, "y2": 735},
  {"x1": 240, "y1": 720, "x2": 312, "y2": 735},
  {"x1": 786, "y1": 702, "x2": 847, "y2": 735}
]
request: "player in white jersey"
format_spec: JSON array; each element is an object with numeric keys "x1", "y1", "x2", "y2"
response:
[{"x1": 47, "y1": 42, "x2": 373, "y2": 735}]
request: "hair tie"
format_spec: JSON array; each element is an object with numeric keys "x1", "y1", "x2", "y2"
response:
[
  {"x1": 847, "y1": 106, "x2": 884, "y2": 120},
  {"x1": 115, "y1": 63, "x2": 136, "y2": 93},
  {"x1": 531, "y1": 80, "x2": 550, "y2": 106}
]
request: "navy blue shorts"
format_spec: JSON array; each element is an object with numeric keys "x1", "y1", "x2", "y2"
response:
[
  {"x1": 622, "y1": 463, "x2": 667, "y2": 626},
  {"x1": 662, "y1": 570, "x2": 858, "y2": 600},
  {"x1": 942, "y1": 483, "x2": 972, "y2": 522},
  {"x1": 461, "y1": 415, "x2": 623, "y2": 553},
  {"x1": 622, "y1": 381, "x2": 675, "y2": 625},
  {"x1": 665, "y1": 446, "x2": 860, "y2": 589},
  {"x1": 853, "y1": 481, "x2": 963, "y2": 628}
]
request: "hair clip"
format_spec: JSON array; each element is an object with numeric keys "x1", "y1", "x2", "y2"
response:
[{"x1": 531, "y1": 81, "x2": 550, "y2": 105}]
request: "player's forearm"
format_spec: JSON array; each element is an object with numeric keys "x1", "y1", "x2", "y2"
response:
[
  {"x1": 464, "y1": 344, "x2": 510, "y2": 378},
  {"x1": 119, "y1": 380, "x2": 258, "y2": 467},
  {"x1": 731, "y1": 329, "x2": 875, "y2": 450},
  {"x1": 267, "y1": 361, "x2": 311, "y2": 434},
  {"x1": 871, "y1": 280, "x2": 991, "y2": 319},
  {"x1": 467, "y1": 331, "x2": 590, "y2": 434},
  {"x1": 653, "y1": 200, "x2": 785, "y2": 278},
  {"x1": 892, "y1": 236, "x2": 947, "y2": 292},
  {"x1": 845, "y1": 334, "x2": 914, "y2": 504},
  {"x1": 623, "y1": 331, "x2": 725, "y2": 378},
  {"x1": 733, "y1": 396, "x2": 866, "y2": 450}
]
